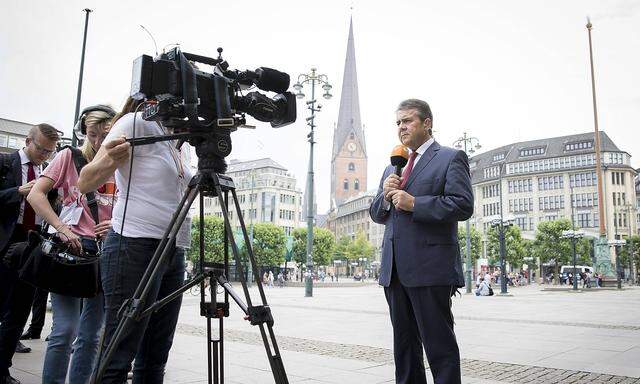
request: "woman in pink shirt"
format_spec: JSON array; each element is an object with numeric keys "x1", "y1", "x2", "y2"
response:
[{"x1": 27, "y1": 106, "x2": 116, "y2": 384}]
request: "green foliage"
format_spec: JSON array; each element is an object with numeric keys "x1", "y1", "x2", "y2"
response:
[
  {"x1": 521, "y1": 238, "x2": 538, "y2": 270},
  {"x1": 188, "y1": 216, "x2": 225, "y2": 264},
  {"x1": 251, "y1": 223, "x2": 286, "y2": 267},
  {"x1": 486, "y1": 224, "x2": 525, "y2": 268},
  {"x1": 291, "y1": 227, "x2": 336, "y2": 267},
  {"x1": 458, "y1": 225, "x2": 482, "y2": 265},
  {"x1": 532, "y1": 219, "x2": 573, "y2": 282},
  {"x1": 576, "y1": 238, "x2": 593, "y2": 266},
  {"x1": 349, "y1": 231, "x2": 375, "y2": 261},
  {"x1": 334, "y1": 235, "x2": 354, "y2": 260},
  {"x1": 617, "y1": 235, "x2": 640, "y2": 268},
  {"x1": 334, "y1": 232, "x2": 375, "y2": 262}
]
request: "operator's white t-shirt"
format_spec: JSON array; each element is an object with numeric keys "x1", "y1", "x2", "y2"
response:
[{"x1": 105, "y1": 112, "x2": 192, "y2": 245}]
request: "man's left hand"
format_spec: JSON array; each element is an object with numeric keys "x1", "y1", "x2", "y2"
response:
[{"x1": 387, "y1": 190, "x2": 415, "y2": 212}]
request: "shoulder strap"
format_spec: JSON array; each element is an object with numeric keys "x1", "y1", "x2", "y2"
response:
[{"x1": 65, "y1": 146, "x2": 100, "y2": 225}]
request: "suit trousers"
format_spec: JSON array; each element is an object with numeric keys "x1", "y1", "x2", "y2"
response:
[
  {"x1": 26, "y1": 288, "x2": 49, "y2": 336},
  {"x1": 384, "y1": 266, "x2": 461, "y2": 384},
  {"x1": 0, "y1": 226, "x2": 37, "y2": 376}
]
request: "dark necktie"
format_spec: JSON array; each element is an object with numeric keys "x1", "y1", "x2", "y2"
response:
[
  {"x1": 400, "y1": 151, "x2": 418, "y2": 189},
  {"x1": 23, "y1": 162, "x2": 36, "y2": 230}
]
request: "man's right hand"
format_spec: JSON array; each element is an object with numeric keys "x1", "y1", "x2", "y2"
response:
[
  {"x1": 383, "y1": 174, "x2": 402, "y2": 201},
  {"x1": 18, "y1": 180, "x2": 36, "y2": 196},
  {"x1": 104, "y1": 136, "x2": 131, "y2": 166}
]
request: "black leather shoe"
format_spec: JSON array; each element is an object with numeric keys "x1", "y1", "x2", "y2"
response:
[
  {"x1": 19, "y1": 330, "x2": 40, "y2": 340},
  {"x1": 0, "y1": 374, "x2": 21, "y2": 384},
  {"x1": 14, "y1": 341, "x2": 31, "y2": 353}
]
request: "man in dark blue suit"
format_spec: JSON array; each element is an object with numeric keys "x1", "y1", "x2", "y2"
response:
[
  {"x1": 370, "y1": 99, "x2": 473, "y2": 384},
  {"x1": 0, "y1": 124, "x2": 59, "y2": 384}
]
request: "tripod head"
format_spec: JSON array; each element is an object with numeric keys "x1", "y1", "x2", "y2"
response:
[{"x1": 125, "y1": 129, "x2": 232, "y2": 174}]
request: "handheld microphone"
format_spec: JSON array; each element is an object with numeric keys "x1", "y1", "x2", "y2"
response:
[{"x1": 390, "y1": 145, "x2": 410, "y2": 176}]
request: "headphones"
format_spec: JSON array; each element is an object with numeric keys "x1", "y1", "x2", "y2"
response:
[{"x1": 73, "y1": 104, "x2": 116, "y2": 140}]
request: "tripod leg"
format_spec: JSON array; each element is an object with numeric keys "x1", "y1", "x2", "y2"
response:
[
  {"x1": 224, "y1": 184, "x2": 289, "y2": 383},
  {"x1": 93, "y1": 179, "x2": 199, "y2": 383}
]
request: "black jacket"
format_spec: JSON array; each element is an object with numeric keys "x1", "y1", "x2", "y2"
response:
[
  {"x1": 0, "y1": 151, "x2": 58, "y2": 252},
  {"x1": 0, "y1": 151, "x2": 24, "y2": 252}
]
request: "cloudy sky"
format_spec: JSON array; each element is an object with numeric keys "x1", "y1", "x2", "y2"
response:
[{"x1": 2, "y1": 0, "x2": 639, "y2": 213}]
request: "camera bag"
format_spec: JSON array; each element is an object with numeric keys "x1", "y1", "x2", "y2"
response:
[{"x1": 17, "y1": 147, "x2": 102, "y2": 298}]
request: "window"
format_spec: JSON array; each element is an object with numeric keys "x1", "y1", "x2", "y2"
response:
[
  {"x1": 570, "y1": 171, "x2": 597, "y2": 187},
  {"x1": 538, "y1": 175, "x2": 564, "y2": 191},
  {"x1": 508, "y1": 178, "x2": 533, "y2": 193},
  {"x1": 483, "y1": 184, "x2": 499, "y2": 198},
  {"x1": 354, "y1": 179, "x2": 360, "y2": 190},
  {"x1": 483, "y1": 166, "x2": 500, "y2": 179},
  {"x1": 493, "y1": 153, "x2": 505, "y2": 162},
  {"x1": 8, "y1": 137, "x2": 18, "y2": 149},
  {"x1": 565, "y1": 141, "x2": 594, "y2": 152},
  {"x1": 0, "y1": 134, "x2": 7, "y2": 147},
  {"x1": 343, "y1": 179, "x2": 349, "y2": 190},
  {"x1": 539, "y1": 195, "x2": 564, "y2": 210},
  {"x1": 508, "y1": 198, "x2": 533, "y2": 213},
  {"x1": 348, "y1": 163, "x2": 355, "y2": 171},
  {"x1": 519, "y1": 147, "x2": 546, "y2": 157}
]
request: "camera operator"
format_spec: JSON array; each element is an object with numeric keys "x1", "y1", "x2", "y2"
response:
[
  {"x1": 78, "y1": 97, "x2": 192, "y2": 383},
  {"x1": 0, "y1": 123, "x2": 59, "y2": 384},
  {"x1": 27, "y1": 107, "x2": 115, "y2": 384}
]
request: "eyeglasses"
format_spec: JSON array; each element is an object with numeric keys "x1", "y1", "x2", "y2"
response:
[{"x1": 31, "y1": 139, "x2": 56, "y2": 156}]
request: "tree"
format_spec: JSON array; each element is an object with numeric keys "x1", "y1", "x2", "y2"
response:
[
  {"x1": 349, "y1": 231, "x2": 375, "y2": 262},
  {"x1": 486, "y1": 224, "x2": 525, "y2": 269},
  {"x1": 188, "y1": 216, "x2": 225, "y2": 265},
  {"x1": 291, "y1": 227, "x2": 336, "y2": 267},
  {"x1": 332, "y1": 232, "x2": 375, "y2": 276},
  {"x1": 458, "y1": 225, "x2": 482, "y2": 266},
  {"x1": 251, "y1": 223, "x2": 286, "y2": 267},
  {"x1": 532, "y1": 219, "x2": 572, "y2": 284},
  {"x1": 617, "y1": 235, "x2": 640, "y2": 274}
]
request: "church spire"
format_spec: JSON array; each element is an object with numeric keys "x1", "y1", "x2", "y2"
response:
[
  {"x1": 330, "y1": 17, "x2": 368, "y2": 208},
  {"x1": 332, "y1": 17, "x2": 366, "y2": 160}
]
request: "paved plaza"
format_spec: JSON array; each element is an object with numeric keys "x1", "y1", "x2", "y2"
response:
[{"x1": 9, "y1": 282, "x2": 640, "y2": 383}]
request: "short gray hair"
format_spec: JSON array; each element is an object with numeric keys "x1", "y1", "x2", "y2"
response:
[{"x1": 396, "y1": 99, "x2": 432, "y2": 122}]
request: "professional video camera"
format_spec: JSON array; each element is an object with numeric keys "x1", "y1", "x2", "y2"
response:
[{"x1": 129, "y1": 47, "x2": 296, "y2": 172}]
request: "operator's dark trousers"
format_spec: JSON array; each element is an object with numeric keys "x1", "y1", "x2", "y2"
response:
[
  {"x1": 96, "y1": 230, "x2": 185, "y2": 384},
  {"x1": 384, "y1": 265, "x2": 461, "y2": 384},
  {"x1": 0, "y1": 225, "x2": 36, "y2": 376}
]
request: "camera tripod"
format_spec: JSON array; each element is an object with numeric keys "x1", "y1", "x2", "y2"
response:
[{"x1": 93, "y1": 138, "x2": 289, "y2": 384}]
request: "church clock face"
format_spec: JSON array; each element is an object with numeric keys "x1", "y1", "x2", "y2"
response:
[{"x1": 347, "y1": 142, "x2": 356, "y2": 152}]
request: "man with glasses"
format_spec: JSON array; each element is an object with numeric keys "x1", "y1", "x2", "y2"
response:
[{"x1": 0, "y1": 124, "x2": 59, "y2": 384}]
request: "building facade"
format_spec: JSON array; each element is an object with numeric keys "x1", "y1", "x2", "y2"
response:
[
  {"x1": 1, "y1": 118, "x2": 31, "y2": 154},
  {"x1": 330, "y1": 18, "x2": 367, "y2": 209},
  {"x1": 327, "y1": 190, "x2": 384, "y2": 261},
  {"x1": 470, "y1": 132, "x2": 638, "y2": 247},
  {"x1": 203, "y1": 158, "x2": 303, "y2": 236}
]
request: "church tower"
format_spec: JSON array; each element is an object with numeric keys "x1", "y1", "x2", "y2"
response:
[{"x1": 330, "y1": 18, "x2": 367, "y2": 208}]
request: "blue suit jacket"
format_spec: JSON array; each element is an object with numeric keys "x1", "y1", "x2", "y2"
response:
[{"x1": 369, "y1": 142, "x2": 473, "y2": 288}]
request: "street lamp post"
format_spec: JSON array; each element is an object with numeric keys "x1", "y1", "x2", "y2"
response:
[
  {"x1": 453, "y1": 132, "x2": 481, "y2": 294},
  {"x1": 333, "y1": 259, "x2": 341, "y2": 282},
  {"x1": 609, "y1": 238, "x2": 626, "y2": 289},
  {"x1": 247, "y1": 169, "x2": 256, "y2": 286},
  {"x1": 490, "y1": 218, "x2": 513, "y2": 294},
  {"x1": 561, "y1": 230, "x2": 585, "y2": 291},
  {"x1": 623, "y1": 204, "x2": 637, "y2": 285},
  {"x1": 293, "y1": 68, "x2": 333, "y2": 298},
  {"x1": 72, "y1": 8, "x2": 93, "y2": 147}
]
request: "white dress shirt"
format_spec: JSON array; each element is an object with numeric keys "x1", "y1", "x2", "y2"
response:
[
  {"x1": 17, "y1": 148, "x2": 43, "y2": 225},
  {"x1": 383, "y1": 137, "x2": 435, "y2": 210}
]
